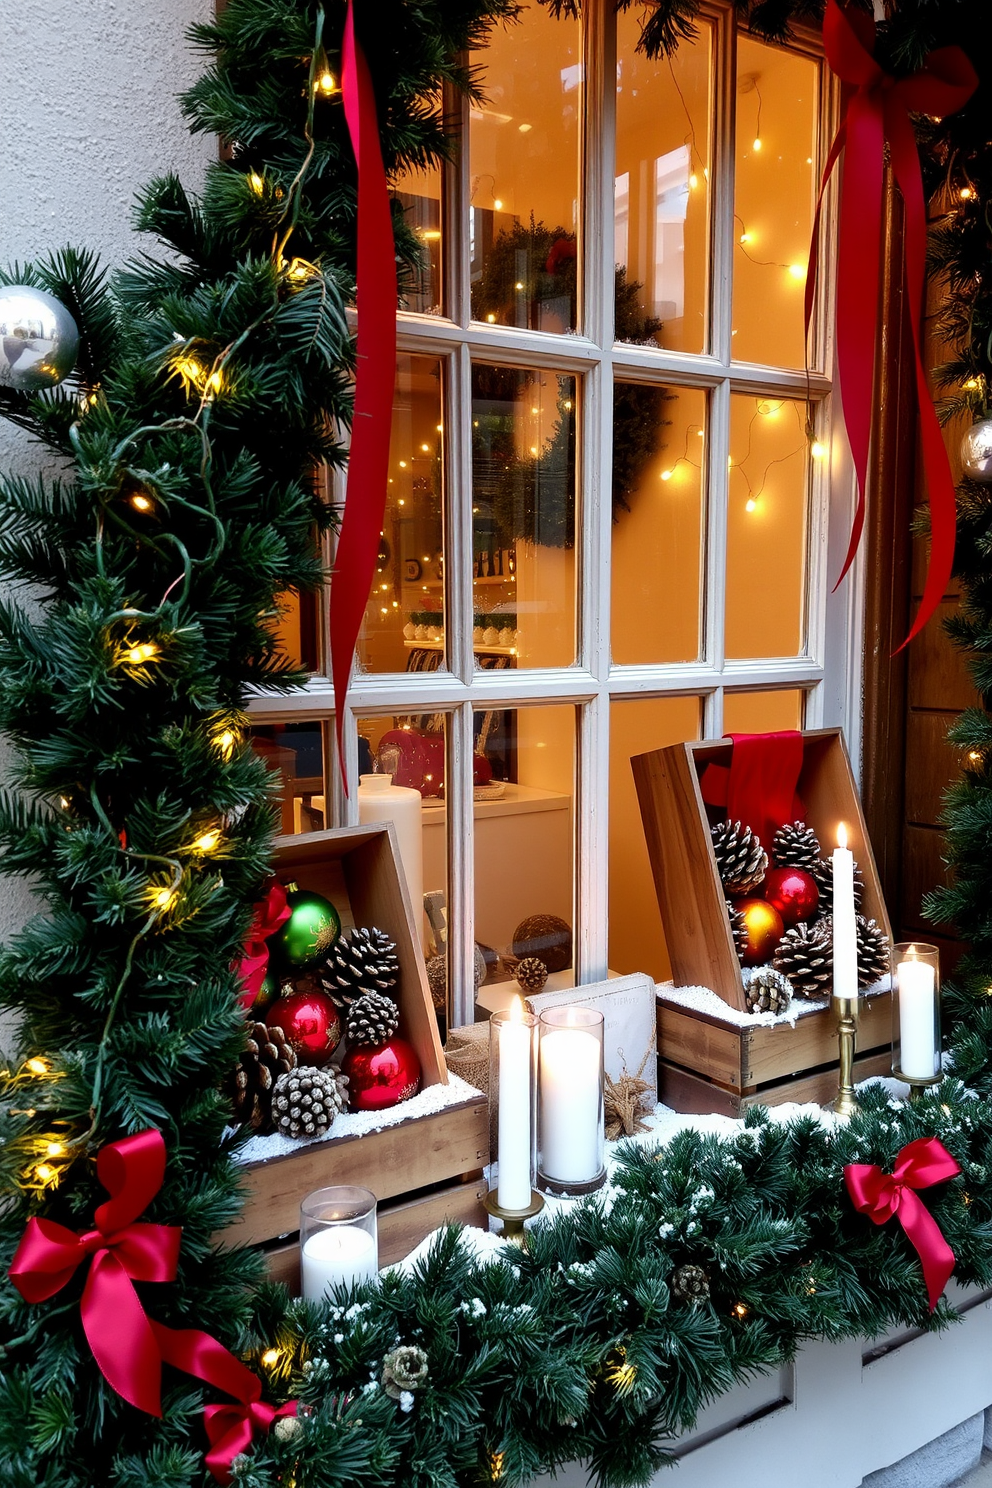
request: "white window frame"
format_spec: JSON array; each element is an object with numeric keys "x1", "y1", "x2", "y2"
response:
[{"x1": 249, "y1": 0, "x2": 862, "y2": 1026}]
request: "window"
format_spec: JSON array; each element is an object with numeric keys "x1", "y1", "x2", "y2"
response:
[{"x1": 252, "y1": 1, "x2": 854, "y2": 1024}]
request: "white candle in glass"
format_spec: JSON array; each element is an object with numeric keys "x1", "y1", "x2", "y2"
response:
[
  {"x1": 301, "y1": 1224, "x2": 378, "y2": 1300},
  {"x1": 539, "y1": 1027, "x2": 601, "y2": 1185},
  {"x1": 832, "y1": 823, "x2": 859, "y2": 1002},
  {"x1": 897, "y1": 951, "x2": 938, "y2": 1080},
  {"x1": 497, "y1": 997, "x2": 533, "y2": 1211}
]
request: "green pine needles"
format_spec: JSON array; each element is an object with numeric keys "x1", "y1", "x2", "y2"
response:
[{"x1": 1, "y1": 3, "x2": 992, "y2": 1487}]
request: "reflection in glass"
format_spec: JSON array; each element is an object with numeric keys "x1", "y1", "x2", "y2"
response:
[
  {"x1": 471, "y1": 366, "x2": 577, "y2": 669},
  {"x1": 723, "y1": 690, "x2": 805, "y2": 734},
  {"x1": 250, "y1": 721, "x2": 325, "y2": 835},
  {"x1": 470, "y1": 4, "x2": 581, "y2": 333},
  {"x1": 609, "y1": 696, "x2": 702, "y2": 982},
  {"x1": 611, "y1": 382, "x2": 705, "y2": 664},
  {"x1": 357, "y1": 355, "x2": 444, "y2": 675},
  {"x1": 395, "y1": 162, "x2": 443, "y2": 316},
  {"x1": 615, "y1": 8, "x2": 713, "y2": 352},
  {"x1": 733, "y1": 39, "x2": 819, "y2": 367},
  {"x1": 725, "y1": 395, "x2": 809, "y2": 659},
  {"x1": 473, "y1": 705, "x2": 575, "y2": 1000}
]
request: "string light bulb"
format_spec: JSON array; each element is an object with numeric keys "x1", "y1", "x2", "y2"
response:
[
  {"x1": 960, "y1": 186, "x2": 973, "y2": 200},
  {"x1": 317, "y1": 69, "x2": 337, "y2": 94},
  {"x1": 34, "y1": 1163, "x2": 58, "y2": 1186},
  {"x1": 732, "y1": 1302, "x2": 749, "y2": 1319},
  {"x1": 206, "y1": 369, "x2": 224, "y2": 396},
  {"x1": 660, "y1": 469, "x2": 673, "y2": 482},
  {"x1": 261, "y1": 1348, "x2": 281, "y2": 1367},
  {"x1": 788, "y1": 263, "x2": 806, "y2": 280},
  {"x1": 739, "y1": 231, "x2": 754, "y2": 245},
  {"x1": 26, "y1": 1058, "x2": 50, "y2": 1076},
  {"x1": 810, "y1": 441, "x2": 827, "y2": 460},
  {"x1": 124, "y1": 642, "x2": 160, "y2": 665},
  {"x1": 752, "y1": 136, "x2": 762, "y2": 152},
  {"x1": 129, "y1": 492, "x2": 153, "y2": 513},
  {"x1": 964, "y1": 378, "x2": 980, "y2": 391},
  {"x1": 191, "y1": 828, "x2": 221, "y2": 853},
  {"x1": 689, "y1": 172, "x2": 699, "y2": 189},
  {"x1": 214, "y1": 728, "x2": 237, "y2": 760},
  {"x1": 152, "y1": 886, "x2": 178, "y2": 911},
  {"x1": 493, "y1": 198, "x2": 503, "y2": 211},
  {"x1": 45, "y1": 1141, "x2": 66, "y2": 1158},
  {"x1": 745, "y1": 497, "x2": 757, "y2": 513},
  {"x1": 248, "y1": 172, "x2": 265, "y2": 195}
]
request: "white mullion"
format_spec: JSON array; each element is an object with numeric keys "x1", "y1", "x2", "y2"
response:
[
  {"x1": 448, "y1": 342, "x2": 474, "y2": 685},
  {"x1": 705, "y1": 375, "x2": 730, "y2": 679},
  {"x1": 447, "y1": 701, "x2": 476, "y2": 1027},
  {"x1": 709, "y1": 4, "x2": 736, "y2": 368},
  {"x1": 444, "y1": 76, "x2": 470, "y2": 331},
  {"x1": 703, "y1": 687, "x2": 724, "y2": 742}
]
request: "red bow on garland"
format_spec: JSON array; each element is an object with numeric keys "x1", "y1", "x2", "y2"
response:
[
  {"x1": 236, "y1": 878, "x2": 290, "y2": 1009},
  {"x1": 807, "y1": 0, "x2": 977, "y2": 648},
  {"x1": 845, "y1": 1136, "x2": 961, "y2": 1311}
]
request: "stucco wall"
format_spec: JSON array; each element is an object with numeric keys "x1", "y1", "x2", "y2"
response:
[{"x1": 0, "y1": 0, "x2": 212, "y2": 1035}]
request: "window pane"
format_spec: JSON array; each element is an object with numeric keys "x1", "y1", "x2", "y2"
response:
[
  {"x1": 469, "y1": 3, "x2": 581, "y2": 334},
  {"x1": 270, "y1": 587, "x2": 319, "y2": 673},
  {"x1": 609, "y1": 696, "x2": 702, "y2": 982},
  {"x1": 250, "y1": 721, "x2": 325, "y2": 835},
  {"x1": 611, "y1": 382, "x2": 706, "y2": 664},
  {"x1": 732, "y1": 39, "x2": 818, "y2": 368},
  {"x1": 472, "y1": 365, "x2": 577, "y2": 668},
  {"x1": 725, "y1": 395, "x2": 809, "y2": 659},
  {"x1": 474, "y1": 704, "x2": 575, "y2": 1004},
  {"x1": 615, "y1": 9, "x2": 712, "y2": 353},
  {"x1": 357, "y1": 354, "x2": 444, "y2": 675},
  {"x1": 396, "y1": 163, "x2": 442, "y2": 317},
  {"x1": 723, "y1": 689, "x2": 805, "y2": 733}
]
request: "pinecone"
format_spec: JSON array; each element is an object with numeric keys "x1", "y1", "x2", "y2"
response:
[
  {"x1": 810, "y1": 857, "x2": 864, "y2": 915},
  {"x1": 726, "y1": 899, "x2": 748, "y2": 965},
  {"x1": 347, "y1": 989, "x2": 401, "y2": 1048},
  {"x1": 772, "y1": 821, "x2": 821, "y2": 870},
  {"x1": 773, "y1": 921, "x2": 833, "y2": 999},
  {"x1": 226, "y1": 1021, "x2": 296, "y2": 1133},
  {"x1": 324, "y1": 927, "x2": 400, "y2": 1011},
  {"x1": 711, "y1": 820, "x2": 768, "y2": 897},
  {"x1": 743, "y1": 966, "x2": 793, "y2": 1015},
  {"x1": 515, "y1": 956, "x2": 549, "y2": 992},
  {"x1": 271, "y1": 1065, "x2": 349, "y2": 1139},
  {"x1": 670, "y1": 1263, "x2": 710, "y2": 1303},
  {"x1": 856, "y1": 915, "x2": 889, "y2": 989}
]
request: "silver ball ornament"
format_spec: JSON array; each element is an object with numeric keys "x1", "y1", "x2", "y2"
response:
[
  {"x1": 961, "y1": 418, "x2": 992, "y2": 483},
  {"x1": 0, "y1": 285, "x2": 79, "y2": 391}
]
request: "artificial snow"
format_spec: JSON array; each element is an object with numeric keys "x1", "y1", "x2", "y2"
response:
[{"x1": 657, "y1": 975, "x2": 891, "y2": 1028}]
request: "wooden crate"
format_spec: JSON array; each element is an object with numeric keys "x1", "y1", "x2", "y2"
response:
[
  {"x1": 656, "y1": 984, "x2": 893, "y2": 1115},
  {"x1": 632, "y1": 728, "x2": 892, "y2": 1014}
]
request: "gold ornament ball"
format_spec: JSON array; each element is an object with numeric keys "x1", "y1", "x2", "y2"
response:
[{"x1": 733, "y1": 897, "x2": 785, "y2": 966}]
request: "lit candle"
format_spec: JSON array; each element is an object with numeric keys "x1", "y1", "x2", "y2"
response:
[
  {"x1": 897, "y1": 948, "x2": 938, "y2": 1080},
  {"x1": 832, "y1": 823, "x2": 858, "y2": 1002},
  {"x1": 497, "y1": 996, "x2": 533, "y2": 1211},
  {"x1": 301, "y1": 1224, "x2": 378, "y2": 1301},
  {"x1": 539, "y1": 1024, "x2": 603, "y2": 1187}
]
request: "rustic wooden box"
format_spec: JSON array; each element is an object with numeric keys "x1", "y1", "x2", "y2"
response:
[
  {"x1": 218, "y1": 825, "x2": 491, "y2": 1282},
  {"x1": 656, "y1": 986, "x2": 893, "y2": 1117},
  {"x1": 632, "y1": 728, "x2": 893, "y2": 1014}
]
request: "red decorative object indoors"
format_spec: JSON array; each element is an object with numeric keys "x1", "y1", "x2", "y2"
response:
[
  {"x1": 267, "y1": 988, "x2": 342, "y2": 1066},
  {"x1": 342, "y1": 1035, "x2": 422, "y2": 1111},
  {"x1": 764, "y1": 866, "x2": 819, "y2": 927},
  {"x1": 733, "y1": 898, "x2": 785, "y2": 966}
]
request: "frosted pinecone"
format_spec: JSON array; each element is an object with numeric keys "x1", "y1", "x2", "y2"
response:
[
  {"x1": 347, "y1": 989, "x2": 401, "y2": 1048},
  {"x1": 773, "y1": 921, "x2": 833, "y2": 999},
  {"x1": 324, "y1": 926, "x2": 399, "y2": 1011},
  {"x1": 772, "y1": 821, "x2": 821, "y2": 870},
  {"x1": 711, "y1": 820, "x2": 768, "y2": 897},
  {"x1": 271, "y1": 1066, "x2": 349, "y2": 1139},
  {"x1": 743, "y1": 966, "x2": 793, "y2": 1015}
]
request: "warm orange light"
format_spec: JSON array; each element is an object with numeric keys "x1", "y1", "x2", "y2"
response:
[
  {"x1": 317, "y1": 70, "x2": 337, "y2": 94},
  {"x1": 26, "y1": 1058, "x2": 49, "y2": 1076},
  {"x1": 129, "y1": 492, "x2": 153, "y2": 513},
  {"x1": 191, "y1": 829, "x2": 221, "y2": 853},
  {"x1": 788, "y1": 263, "x2": 806, "y2": 280},
  {"x1": 837, "y1": 822, "x2": 848, "y2": 850},
  {"x1": 660, "y1": 469, "x2": 673, "y2": 482},
  {"x1": 810, "y1": 441, "x2": 827, "y2": 460},
  {"x1": 261, "y1": 1348, "x2": 281, "y2": 1367},
  {"x1": 745, "y1": 497, "x2": 757, "y2": 513},
  {"x1": 960, "y1": 186, "x2": 973, "y2": 201},
  {"x1": 45, "y1": 1141, "x2": 65, "y2": 1158},
  {"x1": 752, "y1": 137, "x2": 762, "y2": 152},
  {"x1": 248, "y1": 172, "x2": 264, "y2": 195},
  {"x1": 124, "y1": 643, "x2": 160, "y2": 665}
]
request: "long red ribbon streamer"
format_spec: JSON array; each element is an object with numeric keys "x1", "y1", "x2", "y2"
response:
[
  {"x1": 700, "y1": 730, "x2": 805, "y2": 852},
  {"x1": 845, "y1": 1136, "x2": 961, "y2": 1311},
  {"x1": 235, "y1": 878, "x2": 290, "y2": 1009},
  {"x1": 807, "y1": 1, "x2": 976, "y2": 647},
  {"x1": 331, "y1": 0, "x2": 397, "y2": 791}
]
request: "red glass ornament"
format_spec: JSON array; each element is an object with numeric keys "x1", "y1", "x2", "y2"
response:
[
  {"x1": 266, "y1": 988, "x2": 342, "y2": 1066},
  {"x1": 764, "y1": 866, "x2": 819, "y2": 927},
  {"x1": 734, "y1": 898, "x2": 785, "y2": 966},
  {"x1": 342, "y1": 1036, "x2": 422, "y2": 1111}
]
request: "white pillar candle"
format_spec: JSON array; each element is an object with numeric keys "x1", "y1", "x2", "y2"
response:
[
  {"x1": 497, "y1": 997, "x2": 533, "y2": 1211},
  {"x1": 539, "y1": 1028, "x2": 602, "y2": 1185},
  {"x1": 301, "y1": 1224, "x2": 378, "y2": 1301},
  {"x1": 358, "y1": 774, "x2": 425, "y2": 947},
  {"x1": 897, "y1": 953, "x2": 938, "y2": 1080},
  {"x1": 832, "y1": 823, "x2": 859, "y2": 1003}
]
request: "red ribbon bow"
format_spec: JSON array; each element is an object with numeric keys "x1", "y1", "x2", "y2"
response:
[
  {"x1": 807, "y1": 1, "x2": 977, "y2": 648},
  {"x1": 845, "y1": 1136, "x2": 961, "y2": 1311},
  {"x1": 236, "y1": 878, "x2": 290, "y2": 1009},
  {"x1": 8, "y1": 1128, "x2": 181, "y2": 1415},
  {"x1": 329, "y1": 0, "x2": 398, "y2": 792}
]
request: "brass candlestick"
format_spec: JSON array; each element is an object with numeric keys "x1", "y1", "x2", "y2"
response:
[
  {"x1": 832, "y1": 996, "x2": 859, "y2": 1117},
  {"x1": 484, "y1": 1188, "x2": 545, "y2": 1248}
]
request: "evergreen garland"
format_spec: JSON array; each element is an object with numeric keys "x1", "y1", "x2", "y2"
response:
[{"x1": 2, "y1": 4, "x2": 992, "y2": 1488}]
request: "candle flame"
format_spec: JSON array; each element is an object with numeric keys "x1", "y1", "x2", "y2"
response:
[
  {"x1": 837, "y1": 822, "x2": 848, "y2": 849},
  {"x1": 509, "y1": 994, "x2": 525, "y2": 1024}
]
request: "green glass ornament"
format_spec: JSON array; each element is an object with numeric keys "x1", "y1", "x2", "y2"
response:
[
  {"x1": 251, "y1": 966, "x2": 281, "y2": 1017},
  {"x1": 272, "y1": 883, "x2": 341, "y2": 970}
]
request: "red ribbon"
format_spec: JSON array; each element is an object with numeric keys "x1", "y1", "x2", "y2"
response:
[
  {"x1": 236, "y1": 878, "x2": 290, "y2": 1010},
  {"x1": 807, "y1": 2, "x2": 976, "y2": 647},
  {"x1": 8, "y1": 1129, "x2": 181, "y2": 1415},
  {"x1": 845, "y1": 1137, "x2": 961, "y2": 1311},
  {"x1": 330, "y1": 0, "x2": 397, "y2": 791},
  {"x1": 153, "y1": 1324, "x2": 298, "y2": 1485},
  {"x1": 700, "y1": 730, "x2": 804, "y2": 852}
]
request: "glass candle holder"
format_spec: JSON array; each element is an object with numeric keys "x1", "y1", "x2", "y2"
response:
[
  {"x1": 538, "y1": 1006, "x2": 606, "y2": 1196},
  {"x1": 300, "y1": 1185, "x2": 378, "y2": 1302},
  {"x1": 489, "y1": 1000, "x2": 538, "y2": 1212},
  {"x1": 891, "y1": 942, "x2": 942, "y2": 1087}
]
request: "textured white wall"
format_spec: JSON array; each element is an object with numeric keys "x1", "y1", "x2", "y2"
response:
[{"x1": 0, "y1": 0, "x2": 213, "y2": 1032}]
